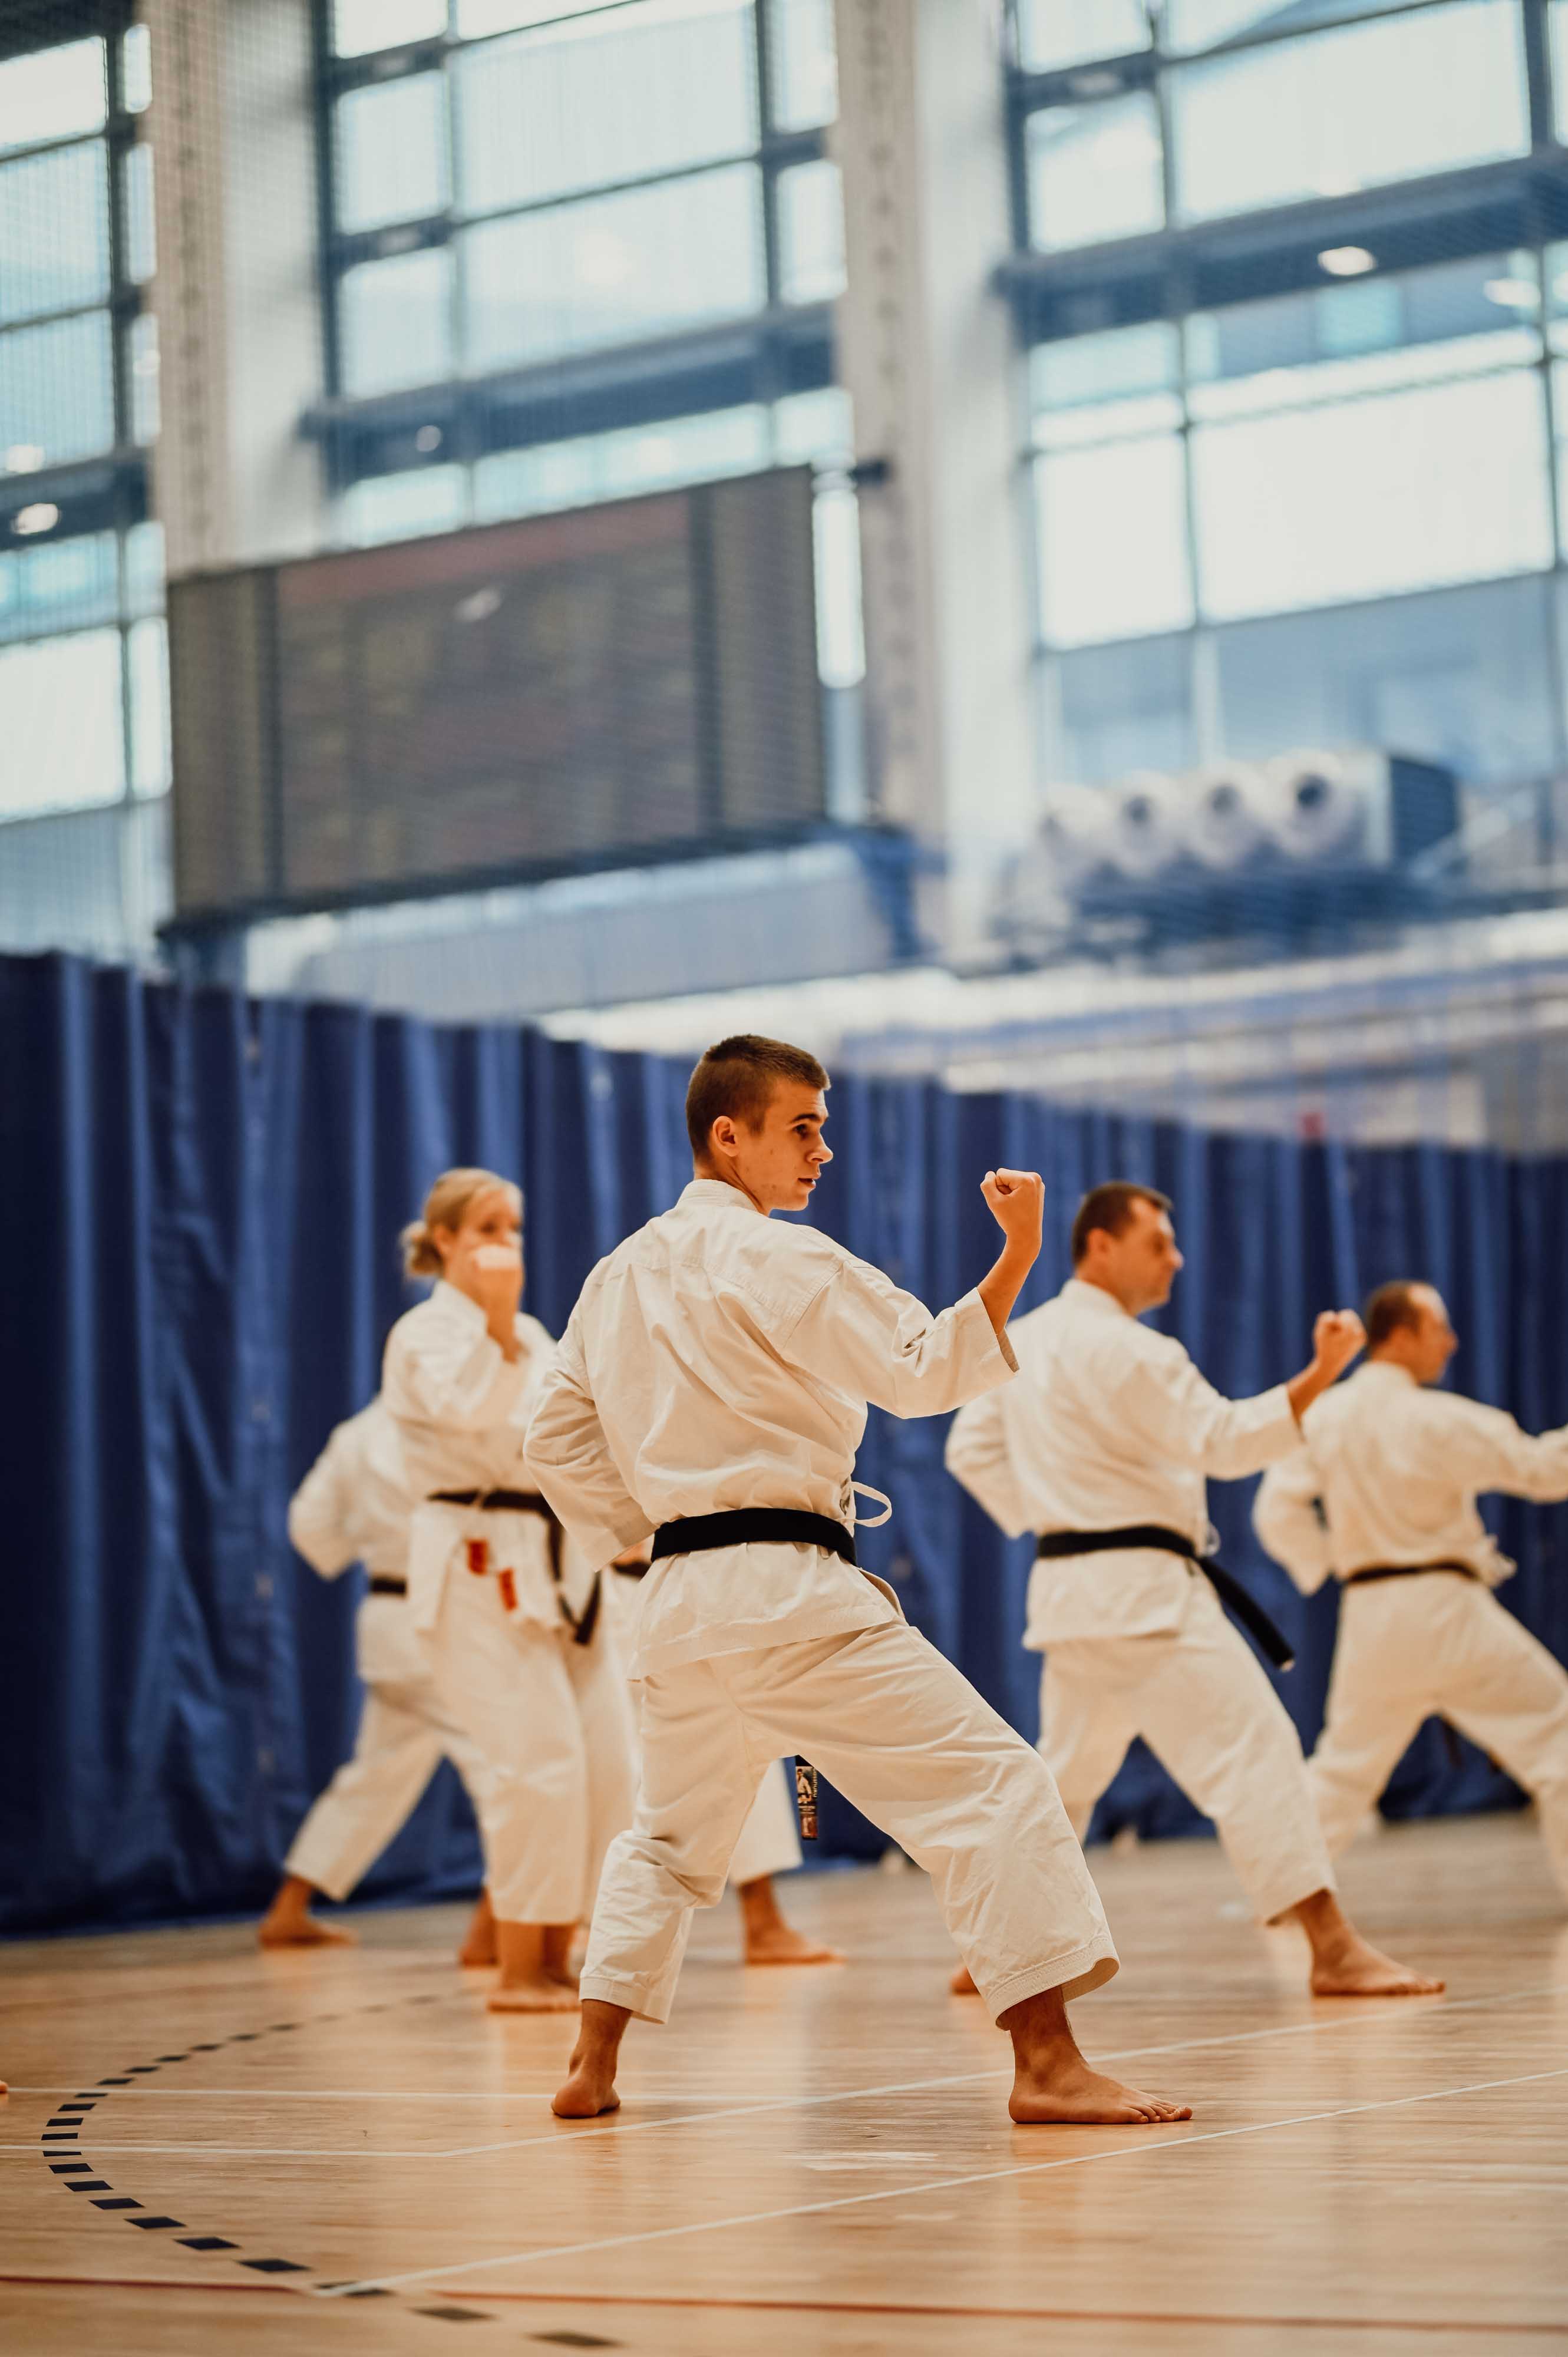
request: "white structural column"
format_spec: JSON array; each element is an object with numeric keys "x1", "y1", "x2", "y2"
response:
[
  {"x1": 146, "y1": 0, "x2": 327, "y2": 575},
  {"x1": 831, "y1": 0, "x2": 1036, "y2": 958}
]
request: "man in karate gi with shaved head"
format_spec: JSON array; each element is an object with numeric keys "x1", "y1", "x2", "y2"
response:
[{"x1": 947, "y1": 1181, "x2": 1442, "y2": 1999}]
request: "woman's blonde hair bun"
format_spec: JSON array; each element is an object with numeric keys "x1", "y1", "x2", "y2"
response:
[{"x1": 400, "y1": 1167, "x2": 523, "y2": 1279}]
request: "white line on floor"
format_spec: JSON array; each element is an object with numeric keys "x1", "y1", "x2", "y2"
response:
[
  {"x1": 5, "y1": 1981, "x2": 1558, "y2": 2164},
  {"x1": 316, "y1": 2063, "x2": 1568, "y2": 2299}
]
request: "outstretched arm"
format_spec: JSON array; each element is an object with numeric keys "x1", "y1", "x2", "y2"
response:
[
  {"x1": 1428, "y1": 1396, "x2": 1568, "y2": 1504},
  {"x1": 778, "y1": 1168, "x2": 1041, "y2": 1421}
]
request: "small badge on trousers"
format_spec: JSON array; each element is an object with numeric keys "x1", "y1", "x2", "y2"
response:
[
  {"x1": 794, "y1": 1755, "x2": 818, "y2": 1841},
  {"x1": 497, "y1": 1566, "x2": 518, "y2": 1614},
  {"x1": 464, "y1": 1537, "x2": 489, "y2": 1577}
]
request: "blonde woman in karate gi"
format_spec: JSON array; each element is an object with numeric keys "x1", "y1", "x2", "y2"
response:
[
  {"x1": 384, "y1": 1168, "x2": 636, "y2": 2011},
  {"x1": 1255, "y1": 1279, "x2": 1568, "y2": 1896}
]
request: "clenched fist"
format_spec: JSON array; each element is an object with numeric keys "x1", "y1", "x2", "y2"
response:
[
  {"x1": 982, "y1": 1167, "x2": 1045, "y2": 1255},
  {"x1": 1311, "y1": 1308, "x2": 1366, "y2": 1381}
]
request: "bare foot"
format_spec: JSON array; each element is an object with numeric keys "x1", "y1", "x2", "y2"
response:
[
  {"x1": 551, "y1": 2000, "x2": 630, "y2": 2117},
  {"x1": 1292, "y1": 1889, "x2": 1442, "y2": 1997},
  {"x1": 1310, "y1": 1937, "x2": 1444, "y2": 1998},
  {"x1": 950, "y1": 1960, "x2": 979, "y2": 1996},
  {"x1": 745, "y1": 1922, "x2": 844, "y2": 1967},
  {"x1": 487, "y1": 1973, "x2": 581, "y2": 2014},
  {"x1": 258, "y1": 1912, "x2": 355, "y2": 1949},
  {"x1": 1002, "y1": 1985, "x2": 1192, "y2": 2127},
  {"x1": 458, "y1": 1891, "x2": 497, "y2": 1968},
  {"x1": 1009, "y1": 2053, "x2": 1194, "y2": 2127}
]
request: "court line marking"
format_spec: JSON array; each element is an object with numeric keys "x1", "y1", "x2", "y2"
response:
[
  {"x1": 1, "y1": 2274, "x2": 1563, "y2": 2339},
  {"x1": 5, "y1": 1980, "x2": 1562, "y2": 2163},
  {"x1": 318, "y1": 2062, "x2": 1568, "y2": 2298}
]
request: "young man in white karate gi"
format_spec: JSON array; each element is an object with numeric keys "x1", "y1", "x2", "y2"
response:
[
  {"x1": 1254, "y1": 1279, "x2": 1568, "y2": 1897},
  {"x1": 258, "y1": 1396, "x2": 493, "y2": 1955},
  {"x1": 527, "y1": 1036, "x2": 1191, "y2": 2128},
  {"x1": 945, "y1": 1181, "x2": 1441, "y2": 1999}
]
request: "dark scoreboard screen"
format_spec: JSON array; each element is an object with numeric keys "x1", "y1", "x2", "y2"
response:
[{"x1": 169, "y1": 466, "x2": 824, "y2": 922}]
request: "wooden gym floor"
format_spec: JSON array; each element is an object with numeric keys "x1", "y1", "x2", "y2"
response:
[{"x1": 4, "y1": 1813, "x2": 1566, "y2": 2356}]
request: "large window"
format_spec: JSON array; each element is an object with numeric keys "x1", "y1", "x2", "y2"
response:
[
  {"x1": 1030, "y1": 256, "x2": 1553, "y2": 654},
  {"x1": 323, "y1": 0, "x2": 842, "y2": 401},
  {"x1": 0, "y1": 18, "x2": 165, "y2": 823},
  {"x1": 1015, "y1": 0, "x2": 1530, "y2": 247}
]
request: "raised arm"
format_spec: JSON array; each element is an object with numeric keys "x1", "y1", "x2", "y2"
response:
[
  {"x1": 778, "y1": 1169, "x2": 1041, "y2": 1421},
  {"x1": 945, "y1": 1388, "x2": 1034, "y2": 1539},
  {"x1": 383, "y1": 1313, "x2": 530, "y2": 1435},
  {"x1": 1253, "y1": 1449, "x2": 1336, "y2": 1595},
  {"x1": 523, "y1": 1319, "x2": 653, "y2": 1569}
]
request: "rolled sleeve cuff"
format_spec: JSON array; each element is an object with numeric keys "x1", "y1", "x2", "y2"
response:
[{"x1": 956, "y1": 1286, "x2": 1018, "y2": 1381}]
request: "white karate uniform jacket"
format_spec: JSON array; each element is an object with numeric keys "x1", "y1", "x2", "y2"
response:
[
  {"x1": 383, "y1": 1282, "x2": 596, "y2": 1635},
  {"x1": 1253, "y1": 1361, "x2": 1568, "y2": 1890},
  {"x1": 945, "y1": 1276, "x2": 1299, "y2": 1644},
  {"x1": 525, "y1": 1177, "x2": 1018, "y2": 1676},
  {"x1": 524, "y1": 1178, "x2": 1120, "y2": 2023},
  {"x1": 1253, "y1": 1359, "x2": 1568, "y2": 1592}
]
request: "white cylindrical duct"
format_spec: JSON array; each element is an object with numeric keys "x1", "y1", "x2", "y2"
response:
[
  {"x1": 1262, "y1": 750, "x2": 1371, "y2": 863},
  {"x1": 1108, "y1": 770, "x2": 1185, "y2": 880},
  {"x1": 1183, "y1": 763, "x2": 1273, "y2": 872}
]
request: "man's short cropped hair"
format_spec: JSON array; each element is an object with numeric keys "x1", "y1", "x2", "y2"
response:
[
  {"x1": 685, "y1": 1034, "x2": 830, "y2": 1161},
  {"x1": 1364, "y1": 1280, "x2": 1425, "y2": 1351},
  {"x1": 1070, "y1": 1180, "x2": 1173, "y2": 1266}
]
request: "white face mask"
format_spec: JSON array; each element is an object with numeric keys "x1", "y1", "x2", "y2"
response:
[{"x1": 470, "y1": 1243, "x2": 523, "y2": 1270}]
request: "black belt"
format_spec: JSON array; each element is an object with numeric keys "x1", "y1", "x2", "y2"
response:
[
  {"x1": 368, "y1": 1575, "x2": 407, "y2": 1597},
  {"x1": 426, "y1": 1487, "x2": 601, "y2": 1647},
  {"x1": 1344, "y1": 1560, "x2": 1480, "y2": 1586},
  {"x1": 430, "y1": 1487, "x2": 547, "y2": 1511},
  {"x1": 651, "y1": 1508, "x2": 857, "y2": 1566},
  {"x1": 1036, "y1": 1524, "x2": 1295, "y2": 1672},
  {"x1": 648, "y1": 1506, "x2": 861, "y2": 1841}
]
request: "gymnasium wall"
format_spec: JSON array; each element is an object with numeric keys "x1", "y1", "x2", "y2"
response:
[{"x1": 4, "y1": 947, "x2": 1566, "y2": 1935}]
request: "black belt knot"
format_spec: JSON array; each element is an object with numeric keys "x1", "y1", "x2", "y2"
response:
[
  {"x1": 368, "y1": 1574, "x2": 407, "y2": 1597},
  {"x1": 1035, "y1": 1523, "x2": 1294, "y2": 1672},
  {"x1": 425, "y1": 1487, "x2": 600, "y2": 1646},
  {"x1": 651, "y1": 1508, "x2": 857, "y2": 1566}
]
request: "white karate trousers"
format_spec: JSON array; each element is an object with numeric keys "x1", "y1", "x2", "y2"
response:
[
  {"x1": 1039, "y1": 1577, "x2": 1333, "y2": 1924},
  {"x1": 603, "y1": 1571, "x2": 802, "y2": 1889},
  {"x1": 1309, "y1": 1573, "x2": 1568, "y2": 1897},
  {"x1": 285, "y1": 1595, "x2": 489, "y2": 1903},
  {"x1": 580, "y1": 1619, "x2": 1118, "y2": 2027},
  {"x1": 427, "y1": 1566, "x2": 638, "y2": 1925}
]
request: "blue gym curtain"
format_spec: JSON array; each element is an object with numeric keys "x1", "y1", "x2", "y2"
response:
[{"x1": 3, "y1": 949, "x2": 1565, "y2": 1933}]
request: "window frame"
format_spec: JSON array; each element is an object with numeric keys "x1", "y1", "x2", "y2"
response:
[{"x1": 0, "y1": 2, "x2": 159, "y2": 826}]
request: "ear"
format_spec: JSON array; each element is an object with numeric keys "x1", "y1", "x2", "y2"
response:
[{"x1": 709, "y1": 1114, "x2": 739, "y2": 1158}]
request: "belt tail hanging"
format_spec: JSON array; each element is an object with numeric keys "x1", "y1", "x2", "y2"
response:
[
  {"x1": 794, "y1": 1755, "x2": 818, "y2": 1841},
  {"x1": 1201, "y1": 1560, "x2": 1295, "y2": 1672}
]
